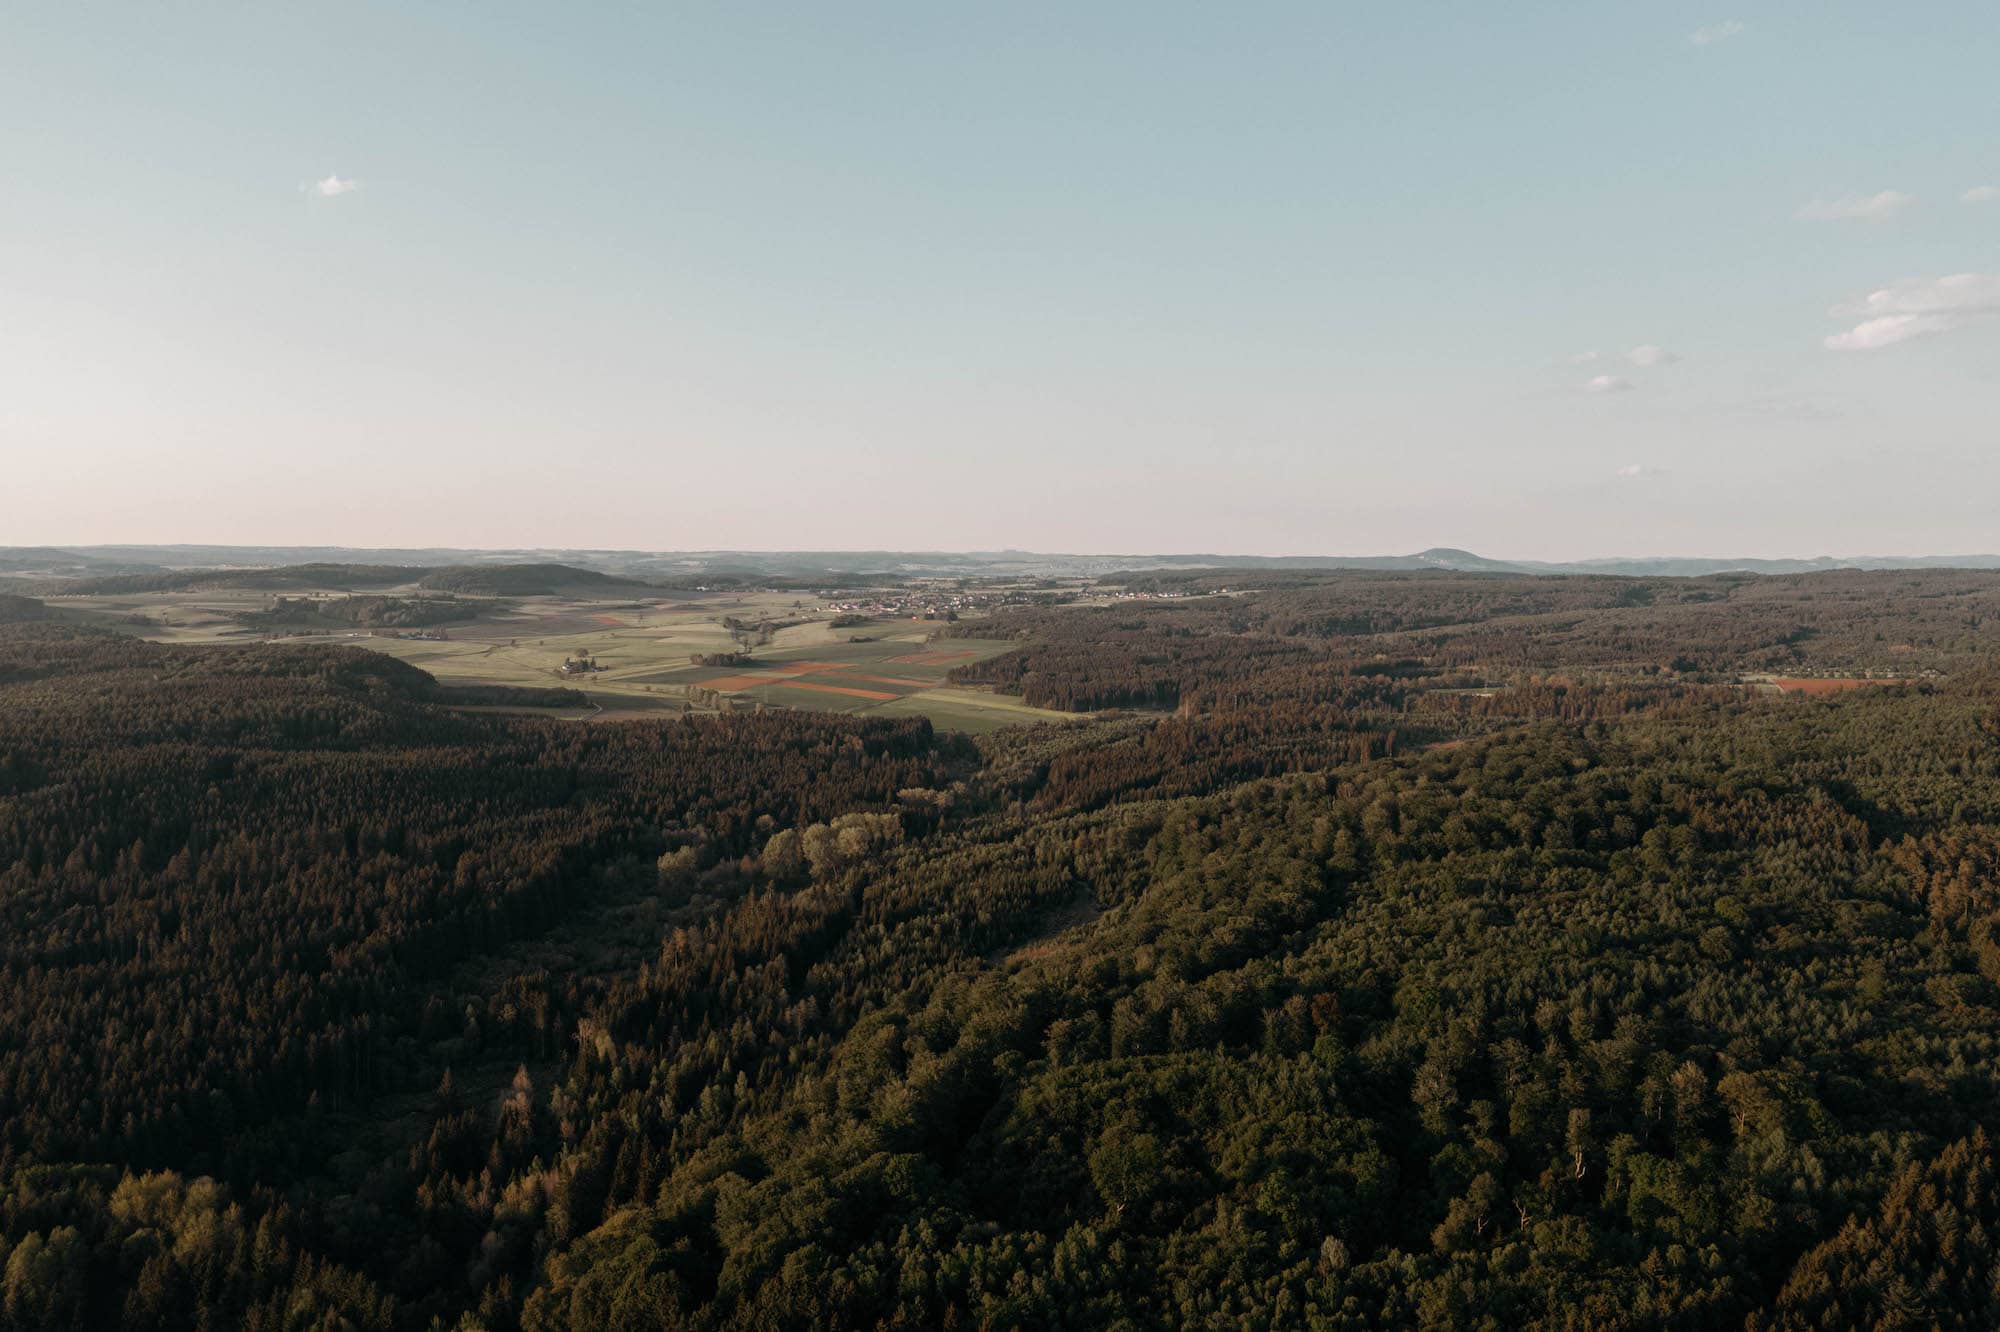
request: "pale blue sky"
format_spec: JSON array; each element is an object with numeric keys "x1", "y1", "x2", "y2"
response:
[{"x1": 3, "y1": 3, "x2": 1995, "y2": 557}]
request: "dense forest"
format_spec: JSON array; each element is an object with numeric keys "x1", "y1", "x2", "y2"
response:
[
  {"x1": 5, "y1": 569, "x2": 2000, "y2": 1327},
  {"x1": 236, "y1": 595, "x2": 475, "y2": 631},
  {"x1": 416, "y1": 566, "x2": 634, "y2": 597},
  {"x1": 0, "y1": 596, "x2": 49, "y2": 625}
]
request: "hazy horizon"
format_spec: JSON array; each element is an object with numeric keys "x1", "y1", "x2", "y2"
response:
[
  {"x1": 6, "y1": 4, "x2": 1996, "y2": 557},
  {"x1": 18, "y1": 538, "x2": 2000, "y2": 568}
]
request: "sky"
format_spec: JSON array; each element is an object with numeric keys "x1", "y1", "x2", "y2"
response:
[{"x1": 2, "y1": 3, "x2": 1996, "y2": 559}]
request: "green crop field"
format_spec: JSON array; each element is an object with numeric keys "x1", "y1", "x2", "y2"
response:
[
  {"x1": 873, "y1": 686, "x2": 1088, "y2": 734},
  {"x1": 50, "y1": 577, "x2": 1076, "y2": 732},
  {"x1": 376, "y1": 615, "x2": 1072, "y2": 728}
]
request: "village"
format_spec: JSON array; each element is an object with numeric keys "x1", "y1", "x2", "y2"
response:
[{"x1": 813, "y1": 585, "x2": 1032, "y2": 619}]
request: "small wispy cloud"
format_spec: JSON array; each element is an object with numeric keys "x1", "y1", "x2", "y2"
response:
[
  {"x1": 1690, "y1": 19, "x2": 1745, "y2": 47},
  {"x1": 1569, "y1": 350, "x2": 1601, "y2": 364},
  {"x1": 1966, "y1": 186, "x2": 2000, "y2": 204},
  {"x1": 309, "y1": 174, "x2": 359, "y2": 198},
  {"x1": 1616, "y1": 463, "x2": 1664, "y2": 480},
  {"x1": 1626, "y1": 344, "x2": 1681, "y2": 367},
  {"x1": 1824, "y1": 273, "x2": 2000, "y2": 350},
  {"x1": 1585, "y1": 375, "x2": 1635, "y2": 395},
  {"x1": 1798, "y1": 190, "x2": 1913, "y2": 222}
]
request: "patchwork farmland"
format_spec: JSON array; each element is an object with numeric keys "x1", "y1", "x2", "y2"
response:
[
  {"x1": 375, "y1": 617, "x2": 1074, "y2": 731},
  {"x1": 604, "y1": 635, "x2": 1070, "y2": 730},
  {"x1": 36, "y1": 574, "x2": 1079, "y2": 732}
]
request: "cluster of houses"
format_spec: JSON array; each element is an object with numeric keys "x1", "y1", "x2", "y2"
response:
[{"x1": 815, "y1": 587, "x2": 1023, "y2": 620}]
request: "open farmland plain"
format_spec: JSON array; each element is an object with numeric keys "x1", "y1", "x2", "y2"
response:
[
  {"x1": 611, "y1": 635, "x2": 1068, "y2": 730},
  {"x1": 39, "y1": 576, "x2": 1078, "y2": 732},
  {"x1": 373, "y1": 618, "x2": 1073, "y2": 731}
]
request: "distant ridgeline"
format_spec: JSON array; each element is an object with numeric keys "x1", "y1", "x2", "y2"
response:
[
  {"x1": 5, "y1": 567, "x2": 2000, "y2": 1327},
  {"x1": 235, "y1": 594, "x2": 469, "y2": 630},
  {"x1": 414, "y1": 564, "x2": 637, "y2": 595},
  {"x1": 44, "y1": 563, "x2": 433, "y2": 595},
  {"x1": 31, "y1": 561, "x2": 633, "y2": 598},
  {"x1": 14, "y1": 542, "x2": 2000, "y2": 584}
]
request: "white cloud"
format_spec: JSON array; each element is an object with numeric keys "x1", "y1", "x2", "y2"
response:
[
  {"x1": 1966, "y1": 186, "x2": 2000, "y2": 204},
  {"x1": 310, "y1": 175, "x2": 359, "y2": 198},
  {"x1": 1690, "y1": 20, "x2": 1745, "y2": 46},
  {"x1": 1585, "y1": 375, "x2": 1635, "y2": 394},
  {"x1": 1626, "y1": 344, "x2": 1680, "y2": 367},
  {"x1": 1797, "y1": 190, "x2": 1913, "y2": 222},
  {"x1": 1824, "y1": 273, "x2": 2000, "y2": 350}
]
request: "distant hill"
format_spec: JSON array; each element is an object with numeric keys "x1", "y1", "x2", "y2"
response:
[
  {"x1": 47, "y1": 564, "x2": 430, "y2": 596},
  {"x1": 0, "y1": 547, "x2": 164, "y2": 578},
  {"x1": 1081, "y1": 548, "x2": 2000, "y2": 578},
  {"x1": 1535, "y1": 553, "x2": 2000, "y2": 577},
  {"x1": 415, "y1": 563, "x2": 639, "y2": 595}
]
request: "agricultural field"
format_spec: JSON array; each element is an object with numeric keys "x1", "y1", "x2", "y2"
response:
[
  {"x1": 602, "y1": 636, "x2": 1072, "y2": 732},
  {"x1": 39, "y1": 576, "x2": 1076, "y2": 732},
  {"x1": 347, "y1": 595, "x2": 1074, "y2": 731}
]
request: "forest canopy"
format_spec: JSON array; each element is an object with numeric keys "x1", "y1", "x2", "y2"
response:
[{"x1": 4, "y1": 568, "x2": 2000, "y2": 1328}]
